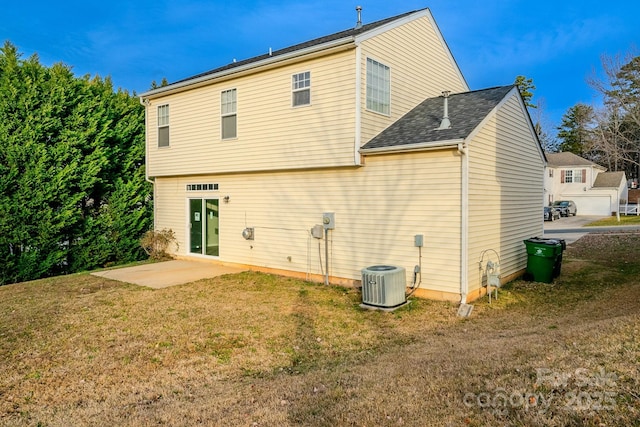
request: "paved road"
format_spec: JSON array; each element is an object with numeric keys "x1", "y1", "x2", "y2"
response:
[{"x1": 544, "y1": 215, "x2": 640, "y2": 244}]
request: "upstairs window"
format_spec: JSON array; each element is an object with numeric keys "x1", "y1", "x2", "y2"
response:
[
  {"x1": 564, "y1": 170, "x2": 574, "y2": 183},
  {"x1": 561, "y1": 169, "x2": 586, "y2": 183},
  {"x1": 221, "y1": 89, "x2": 237, "y2": 139},
  {"x1": 366, "y1": 58, "x2": 390, "y2": 115},
  {"x1": 157, "y1": 104, "x2": 170, "y2": 147},
  {"x1": 292, "y1": 71, "x2": 311, "y2": 106},
  {"x1": 574, "y1": 169, "x2": 583, "y2": 183}
]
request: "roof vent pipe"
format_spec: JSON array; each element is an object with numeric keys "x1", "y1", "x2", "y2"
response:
[
  {"x1": 437, "y1": 90, "x2": 451, "y2": 130},
  {"x1": 355, "y1": 6, "x2": 363, "y2": 29}
]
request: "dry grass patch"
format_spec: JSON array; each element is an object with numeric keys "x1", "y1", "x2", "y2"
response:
[{"x1": 1, "y1": 233, "x2": 639, "y2": 426}]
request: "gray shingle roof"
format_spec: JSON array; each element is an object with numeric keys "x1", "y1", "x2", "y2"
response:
[
  {"x1": 172, "y1": 9, "x2": 427, "y2": 85},
  {"x1": 546, "y1": 152, "x2": 602, "y2": 168},
  {"x1": 593, "y1": 171, "x2": 625, "y2": 188},
  {"x1": 360, "y1": 86, "x2": 515, "y2": 151}
]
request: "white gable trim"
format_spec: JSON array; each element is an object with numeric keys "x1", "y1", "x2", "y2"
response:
[
  {"x1": 356, "y1": 9, "x2": 469, "y2": 92},
  {"x1": 355, "y1": 9, "x2": 432, "y2": 42},
  {"x1": 426, "y1": 11, "x2": 469, "y2": 92},
  {"x1": 465, "y1": 87, "x2": 546, "y2": 164}
]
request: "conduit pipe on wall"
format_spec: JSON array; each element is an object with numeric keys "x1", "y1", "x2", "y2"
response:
[
  {"x1": 457, "y1": 142, "x2": 469, "y2": 304},
  {"x1": 324, "y1": 228, "x2": 330, "y2": 286}
]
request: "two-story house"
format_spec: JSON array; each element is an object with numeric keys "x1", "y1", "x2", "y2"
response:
[
  {"x1": 545, "y1": 152, "x2": 628, "y2": 215},
  {"x1": 139, "y1": 8, "x2": 546, "y2": 303}
]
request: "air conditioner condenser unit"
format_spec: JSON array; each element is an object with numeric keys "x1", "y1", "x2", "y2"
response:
[{"x1": 360, "y1": 265, "x2": 407, "y2": 310}]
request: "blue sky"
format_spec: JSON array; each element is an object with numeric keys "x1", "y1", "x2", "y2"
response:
[{"x1": 3, "y1": 1, "x2": 638, "y2": 130}]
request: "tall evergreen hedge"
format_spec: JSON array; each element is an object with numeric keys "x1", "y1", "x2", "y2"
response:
[{"x1": 0, "y1": 41, "x2": 152, "y2": 284}]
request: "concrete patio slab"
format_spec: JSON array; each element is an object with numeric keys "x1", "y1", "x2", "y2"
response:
[{"x1": 91, "y1": 260, "x2": 246, "y2": 289}]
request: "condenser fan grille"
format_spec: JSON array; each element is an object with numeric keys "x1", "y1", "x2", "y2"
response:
[{"x1": 361, "y1": 265, "x2": 406, "y2": 308}]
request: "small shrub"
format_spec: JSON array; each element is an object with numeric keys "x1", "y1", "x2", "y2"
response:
[{"x1": 140, "y1": 229, "x2": 177, "y2": 260}]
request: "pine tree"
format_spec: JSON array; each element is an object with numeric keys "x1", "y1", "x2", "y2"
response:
[{"x1": 557, "y1": 104, "x2": 594, "y2": 155}]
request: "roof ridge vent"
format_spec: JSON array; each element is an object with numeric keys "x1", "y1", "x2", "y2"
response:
[
  {"x1": 436, "y1": 90, "x2": 451, "y2": 130},
  {"x1": 355, "y1": 6, "x2": 363, "y2": 29}
]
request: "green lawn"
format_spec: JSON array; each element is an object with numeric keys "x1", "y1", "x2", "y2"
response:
[{"x1": 587, "y1": 214, "x2": 640, "y2": 226}]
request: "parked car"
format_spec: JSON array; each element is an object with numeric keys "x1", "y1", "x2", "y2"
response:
[
  {"x1": 544, "y1": 206, "x2": 561, "y2": 221},
  {"x1": 551, "y1": 200, "x2": 577, "y2": 217}
]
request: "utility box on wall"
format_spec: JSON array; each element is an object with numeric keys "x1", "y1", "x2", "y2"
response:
[
  {"x1": 322, "y1": 212, "x2": 335, "y2": 229},
  {"x1": 310, "y1": 224, "x2": 324, "y2": 239}
]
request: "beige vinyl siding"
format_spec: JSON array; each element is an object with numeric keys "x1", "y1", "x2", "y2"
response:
[
  {"x1": 154, "y1": 149, "x2": 463, "y2": 295},
  {"x1": 359, "y1": 15, "x2": 468, "y2": 144},
  {"x1": 147, "y1": 50, "x2": 357, "y2": 177},
  {"x1": 467, "y1": 93, "x2": 544, "y2": 293}
]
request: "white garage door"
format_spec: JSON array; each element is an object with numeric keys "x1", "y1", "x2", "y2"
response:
[{"x1": 568, "y1": 195, "x2": 611, "y2": 216}]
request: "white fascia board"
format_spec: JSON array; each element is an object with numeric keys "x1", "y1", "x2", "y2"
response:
[
  {"x1": 140, "y1": 37, "x2": 356, "y2": 99},
  {"x1": 562, "y1": 164, "x2": 607, "y2": 170},
  {"x1": 360, "y1": 139, "x2": 463, "y2": 155},
  {"x1": 354, "y1": 9, "x2": 432, "y2": 43}
]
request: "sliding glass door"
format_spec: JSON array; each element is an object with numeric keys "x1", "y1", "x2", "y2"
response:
[{"x1": 189, "y1": 198, "x2": 219, "y2": 256}]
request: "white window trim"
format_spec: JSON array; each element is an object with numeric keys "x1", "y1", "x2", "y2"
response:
[
  {"x1": 366, "y1": 57, "x2": 391, "y2": 116},
  {"x1": 574, "y1": 169, "x2": 583, "y2": 183},
  {"x1": 565, "y1": 169, "x2": 574, "y2": 183},
  {"x1": 186, "y1": 183, "x2": 219, "y2": 191},
  {"x1": 221, "y1": 88, "x2": 237, "y2": 140},
  {"x1": 157, "y1": 104, "x2": 170, "y2": 148},
  {"x1": 292, "y1": 71, "x2": 311, "y2": 107}
]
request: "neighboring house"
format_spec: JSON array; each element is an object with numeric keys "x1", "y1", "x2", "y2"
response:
[
  {"x1": 139, "y1": 8, "x2": 545, "y2": 303},
  {"x1": 545, "y1": 152, "x2": 628, "y2": 215}
]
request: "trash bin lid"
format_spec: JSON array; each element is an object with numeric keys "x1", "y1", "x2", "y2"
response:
[{"x1": 524, "y1": 237, "x2": 562, "y2": 246}]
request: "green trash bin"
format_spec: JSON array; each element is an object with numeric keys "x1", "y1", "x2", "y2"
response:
[{"x1": 523, "y1": 238, "x2": 565, "y2": 283}]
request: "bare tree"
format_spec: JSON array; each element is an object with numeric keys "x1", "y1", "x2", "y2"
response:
[
  {"x1": 587, "y1": 51, "x2": 640, "y2": 180},
  {"x1": 590, "y1": 105, "x2": 626, "y2": 171}
]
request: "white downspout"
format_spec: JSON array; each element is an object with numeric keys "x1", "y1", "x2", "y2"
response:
[
  {"x1": 458, "y1": 142, "x2": 469, "y2": 304},
  {"x1": 354, "y1": 44, "x2": 362, "y2": 166},
  {"x1": 140, "y1": 97, "x2": 156, "y2": 230}
]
